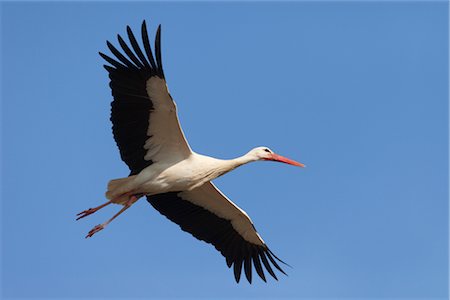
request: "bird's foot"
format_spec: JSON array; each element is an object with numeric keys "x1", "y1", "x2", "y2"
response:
[
  {"x1": 76, "y1": 200, "x2": 112, "y2": 220},
  {"x1": 82, "y1": 194, "x2": 142, "y2": 239},
  {"x1": 76, "y1": 208, "x2": 99, "y2": 220},
  {"x1": 85, "y1": 224, "x2": 105, "y2": 238}
]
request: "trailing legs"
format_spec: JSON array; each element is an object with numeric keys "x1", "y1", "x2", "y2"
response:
[{"x1": 76, "y1": 193, "x2": 143, "y2": 238}]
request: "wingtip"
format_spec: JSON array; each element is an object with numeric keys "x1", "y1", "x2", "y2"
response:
[
  {"x1": 268, "y1": 248, "x2": 292, "y2": 268},
  {"x1": 233, "y1": 260, "x2": 243, "y2": 283},
  {"x1": 226, "y1": 257, "x2": 233, "y2": 268},
  {"x1": 102, "y1": 64, "x2": 113, "y2": 71},
  {"x1": 98, "y1": 51, "x2": 108, "y2": 59},
  {"x1": 266, "y1": 251, "x2": 288, "y2": 276},
  {"x1": 154, "y1": 24, "x2": 164, "y2": 78},
  {"x1": 106, "y1": 40, "x2": 114, "y2": 50},
  {"x1": 156, "y1": 25, "x2": 161, "y2": 39}
]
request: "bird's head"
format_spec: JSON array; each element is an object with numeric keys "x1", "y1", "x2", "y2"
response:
[{"x1": 247, "y1": 146, "x2": 305, "y2": 167}]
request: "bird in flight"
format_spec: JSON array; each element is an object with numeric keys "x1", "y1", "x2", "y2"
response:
[{"x1": 77, "y1": 21, "x2": 305, "y2": 284}]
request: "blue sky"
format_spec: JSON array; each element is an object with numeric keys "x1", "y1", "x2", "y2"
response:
[{"x1": 1, "y1": 1, "x2": 448, "y2": 299}]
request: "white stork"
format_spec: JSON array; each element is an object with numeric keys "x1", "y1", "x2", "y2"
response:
[{"x1": 77, "y1": 21, "x2": 305, "y2": 284}]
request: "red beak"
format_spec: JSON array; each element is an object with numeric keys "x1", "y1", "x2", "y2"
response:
[{"x1": 269, "y1": 153, "x2": 305, "y2": 167}]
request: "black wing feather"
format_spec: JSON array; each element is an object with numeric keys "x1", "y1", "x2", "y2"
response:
[
  {"x1": 127, "y1": 26, "x2": 152, "y2": 69},
  {"x1": 101, "y1": 21, "x2": 165, "y2": 175},
  {"x1": 266, "y1": 251, "x2": 288, "y2": 276},
  {"x1": 234, "y1": 259, "x2": 243, "y2": 283},
  {"x1": 252, "y1": 249, "x2": 267, "y2": 282},
  {"x1": 147, "y1": 192, "x2": 287, "y2": 283},
  {"x1": 155, "y1": 25, "x2": 165, "y2": 78},
  {"x1": 106, "y1": 41, "x2": 137, "y2": 69},
  {"x1": 260, "y1": 250, "x2": 278, "y2": 281},
  {"x1": 117, "y1": 34, "x2": 145, "y2": 68},
  {"x1": 99, "y1": 52, "x2": 127, "y2": 69},
  {"x1": 244, "y1": 253, "x2": 252, "y2": 284},
  {"x1": 141, "y1": 20, "x2": 158, "y2": 71}
]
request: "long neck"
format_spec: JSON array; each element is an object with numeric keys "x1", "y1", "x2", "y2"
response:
[
  {"x1": 224, "y1": 154, "x2": 256, "y2": 171},
  {"x1": 200, "y1": 153, "x2": 256, "y2": 182}
]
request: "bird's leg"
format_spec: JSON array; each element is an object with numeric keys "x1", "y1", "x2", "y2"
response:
[
  {"x1": 85, "y1": 193, "x2": 143, "y2": 238},
  {"x1": 76, "y1": 191, "x2": 141, "y2": 220},
  {"x1": 76, "y1": 200, "x2": 113, "y2": 220}
]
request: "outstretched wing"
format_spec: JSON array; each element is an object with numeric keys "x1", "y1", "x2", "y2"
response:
[
  {"x1": 100, "y1": 21, "x2": 191, "y2": 175},
  {"x1": 147, "y1": 182, "x2": 288, "y2": 283}
]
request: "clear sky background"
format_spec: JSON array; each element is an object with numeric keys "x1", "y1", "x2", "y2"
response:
[{"x1": 1, "y1": 1, "x2": 448, "y2": 299}]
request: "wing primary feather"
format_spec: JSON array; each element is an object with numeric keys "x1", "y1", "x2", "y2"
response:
[
  {"x1": 117, "y1": 34, "x2": 145, "y2": 68},
  {"x1": 106, "y1": 41, "x2": 137, "y2": 69},
  {"x1": 234, "y1": 243, "x2": 245, "y2": 283},
  {"x1": 252, "y1": 248, "x2": 266, "y2": 282},
  {"x1": 233, "y1": 259, "x2": 243, "y2": 283},
  {"x1": 267, "y1": 249, "x2": 292, "y2": 268},
  {"x1": 127, "y1": 25, "x2": 151, "y2": 69},
  {"x1": 155, "y1": 24, "x2": 165, "y2": 78},
  {"x1": 244, "y1": 249, "x2": 252, "y2": 284},
  {"x1": 99, "y1": 52, "x2": 127, "y2": 69},
  {"x1": 141, "y1": 20, "x2": 157, "y2": 70},
  {"x1": 226, "y1": 256, "x2": 233, "y2": 268},
  {"x1": 266, "y1": 251, "x2": 287, "y2": 276},
  {"x1": 230, "y1": 236, "x2": 243, "y2": 263},
  {"x1": 259, "y1": 250, "x2": 278, "y2": 281},
  {"x1": 103, "y1": 65, "x2": 116, "y2": 73}
]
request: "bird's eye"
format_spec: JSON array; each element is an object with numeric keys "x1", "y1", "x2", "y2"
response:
[{"x1": 264, "y1": 149, "x2": 270, "y2": 153}]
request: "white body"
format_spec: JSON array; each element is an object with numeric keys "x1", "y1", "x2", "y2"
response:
[
  {"x1": 138, "y1": 154, "x2": 239, "y2": 193},
  {"x1": 109, "y1": 152, "x2": 253, "y2": 198}
]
